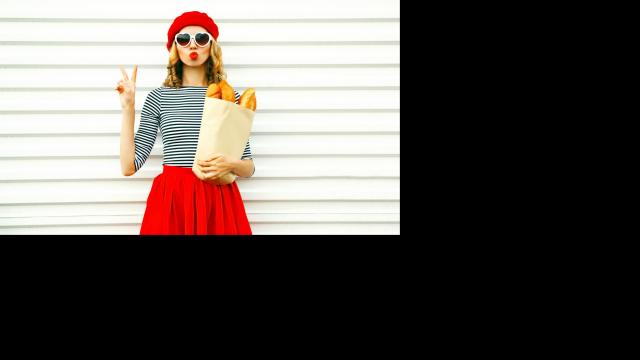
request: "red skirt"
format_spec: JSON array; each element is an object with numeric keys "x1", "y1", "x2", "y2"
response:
[{"x1": 139, "y1": 164, "x2": 252, "y2": 235}]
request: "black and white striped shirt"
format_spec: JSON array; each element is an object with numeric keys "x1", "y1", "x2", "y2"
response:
[{"x1": 134, "y1": 86, "x2": 253, "y2": 172}]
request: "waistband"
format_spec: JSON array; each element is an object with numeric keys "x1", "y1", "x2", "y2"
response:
[{"x1": 161, "y1": 164, "x2": 194, "y2": 175}]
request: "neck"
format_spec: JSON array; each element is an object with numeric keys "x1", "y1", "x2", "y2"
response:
[{"x1": 181, "y1": 63, "x2": 207, "y2": 86}]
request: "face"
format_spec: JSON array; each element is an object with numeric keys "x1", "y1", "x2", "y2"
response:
[{"x1": 175, "y1": 25, "x2": 212, "y2": 66}]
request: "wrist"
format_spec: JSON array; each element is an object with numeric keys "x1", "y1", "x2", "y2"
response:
[{"x1": 230, "y1": 158, "x2": 242, "y2": 173}]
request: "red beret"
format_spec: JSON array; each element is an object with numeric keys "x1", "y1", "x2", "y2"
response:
[{"x1": 166, "y1": 11, "x2": 219, "y2": 51}]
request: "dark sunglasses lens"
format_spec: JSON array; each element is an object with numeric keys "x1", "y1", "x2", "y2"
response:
[
  {"x1": 176, "y1": 34, "x2": 191, "y2": 46},
  {"x1": 195, "y1": 33, "x2": 210, "y2": 46}
]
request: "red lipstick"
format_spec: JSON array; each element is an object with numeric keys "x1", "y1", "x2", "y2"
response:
[{"x1": 189, "y1": 52, "x2": 198, "y2": 60}]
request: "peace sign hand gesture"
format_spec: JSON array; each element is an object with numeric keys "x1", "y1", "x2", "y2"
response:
[{"x1": 116, "y1": 65, "x2": 138, "y2": 110}]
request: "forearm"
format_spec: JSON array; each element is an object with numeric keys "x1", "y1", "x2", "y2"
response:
[
  {"x1": 120, "y1": 106, "x2": 136, "y2": 176},
  {"x1": 232, "y1": 159, "x2": 255, "y2": 178}
]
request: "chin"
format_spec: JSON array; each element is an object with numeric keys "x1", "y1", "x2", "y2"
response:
[{"x1": 182, "y1": 56, "x2": 207, "y2": 65}]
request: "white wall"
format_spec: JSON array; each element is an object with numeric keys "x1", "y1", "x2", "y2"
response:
[{"x1": 0, "y1": 0, "x2": 399, "y2": 235}]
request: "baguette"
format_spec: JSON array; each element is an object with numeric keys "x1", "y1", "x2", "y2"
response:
[
  {"x1": 217, "y1": 80, "x2": 236, "y2": 102},
  {"x1": 239, "y1": 88, "x2": 257, "y2": 111},
  {"x1": 205, "y1": 83, "x2": 221, "y2": 98}
]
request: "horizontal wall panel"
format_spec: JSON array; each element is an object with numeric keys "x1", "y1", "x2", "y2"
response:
[
  {"x1": 0, "y1": 0, "x2": 399, "y2": 20},
  {"x1": 0, "y1": 89, "x2": 400, "y2": 111},
  {"x1": 0, "y1": 215, "x2": 144, "y2": 227},
  {"x1": 0, "y1": 201, "x2": 399, "y2": 219},
  {"x1": 0, "y1": 21, "x2": 399, "y2": 43},
  {"x1": 0, "y1": 178, "x2": 400, "y2": 204},
  {"x1": 0, "y1": 111, "x2": 400, "y2": 135},
  {"x1": 0, "y1": 156, "x2": 399, "y2": 180},
  {"x1": 0, "y1": 44, "x2": 399, "y2": 65},
  {"x1": 0, "y1": 222, "x2": 400, "y2": 235},
  {"x1": 248, "y1": 222, "x2": 399, "y2": 235},
  {"x1": 0, "y1": 134, "x2": 400, "y2": 157},
  {"x1": 0, "y1": 66, "x2": 400, "y2": 88},
  {"x1": 0, "y1": 224, "x2": 142, "y2": 235},
  {"x1": 0, "y1": 213, "x2": 399, "y2": 228},
  {"x1": 246, "y1": 200, "x2": 399, "y2": 216}
]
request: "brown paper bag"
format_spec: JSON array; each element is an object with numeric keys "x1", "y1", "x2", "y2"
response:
[{"x1": 192, "y1": 97, "x2": 255, "y2": 185}]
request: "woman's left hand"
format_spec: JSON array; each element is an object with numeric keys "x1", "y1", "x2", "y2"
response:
[{"x1": 196, "y1": 153, "x2": 239, "y2": 181}]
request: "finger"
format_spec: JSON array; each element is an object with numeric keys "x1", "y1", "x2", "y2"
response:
[
  {"x1": 206, "y1": 154, "x2": 223, "y2": 161},
  {"x1": 120, "y1": 67, "x2": 129, "y2": 81},
  {"x1": 199, "y1": 161, "x2": 226, "y2": 171},
  {"x1": 200, "y1": 165, "x2": 217, "y2": 174},
  {"x1": 132, "y1": 65, "x2": 138, "y2": 83},
  {"x1": 197, "y1": 159, "x2": 216, "y2": 166},
  {"x1": 200, "y1": 165, "x2": 219, "y2": 172}
]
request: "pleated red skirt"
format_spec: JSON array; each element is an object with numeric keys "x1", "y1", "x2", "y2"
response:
[{"x1": 139, "y1": 164, "x2": 252, "y2": 235}]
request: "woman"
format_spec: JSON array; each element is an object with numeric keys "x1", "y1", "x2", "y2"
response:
[{"x1": 116, "y1": 11, "x2": 254, "y2": 235}]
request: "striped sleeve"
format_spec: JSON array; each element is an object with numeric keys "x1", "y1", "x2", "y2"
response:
[
  {"x1": 242, "y1": 136, "x2": 255, "y2": 177},
  {"x1": 241, "y1": 137, "x2": 253, "y2": 160},
  {"x1": 134, "y1": 88, "x2": 161, "y2": 172}
]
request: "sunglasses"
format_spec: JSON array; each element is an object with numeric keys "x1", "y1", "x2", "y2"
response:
[{"x1": 174, "y1": 32, "x2": 213, "y2": 47}]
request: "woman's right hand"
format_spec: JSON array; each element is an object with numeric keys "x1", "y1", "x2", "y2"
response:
[{"x1": 116, "y1": 65, "x2": 137, "y2": 110}]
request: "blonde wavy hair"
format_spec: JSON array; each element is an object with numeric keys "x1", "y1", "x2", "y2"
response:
[{"x1": 163, "y1": 40, "x2": 227, "y2": 88}]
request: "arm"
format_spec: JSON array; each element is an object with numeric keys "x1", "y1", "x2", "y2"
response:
[
  {"x1": 130, "y1": 89, "x2": 161, "y2": 175},
  {"x1": 237, "y1": 137, "x2": 255, "y2": 178},
  {"x1": 120, "y1": 105, "x2": 136, "y2": 176},
  {"x1": 232, "y1": 159, "x2": 255, "y2": 178},
  {"x1": 117, "y1": 66, "x2": 138, "y2": 176},
  {"x1": 231, "y1": 90, "x2": 256, "y2": 178}
]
